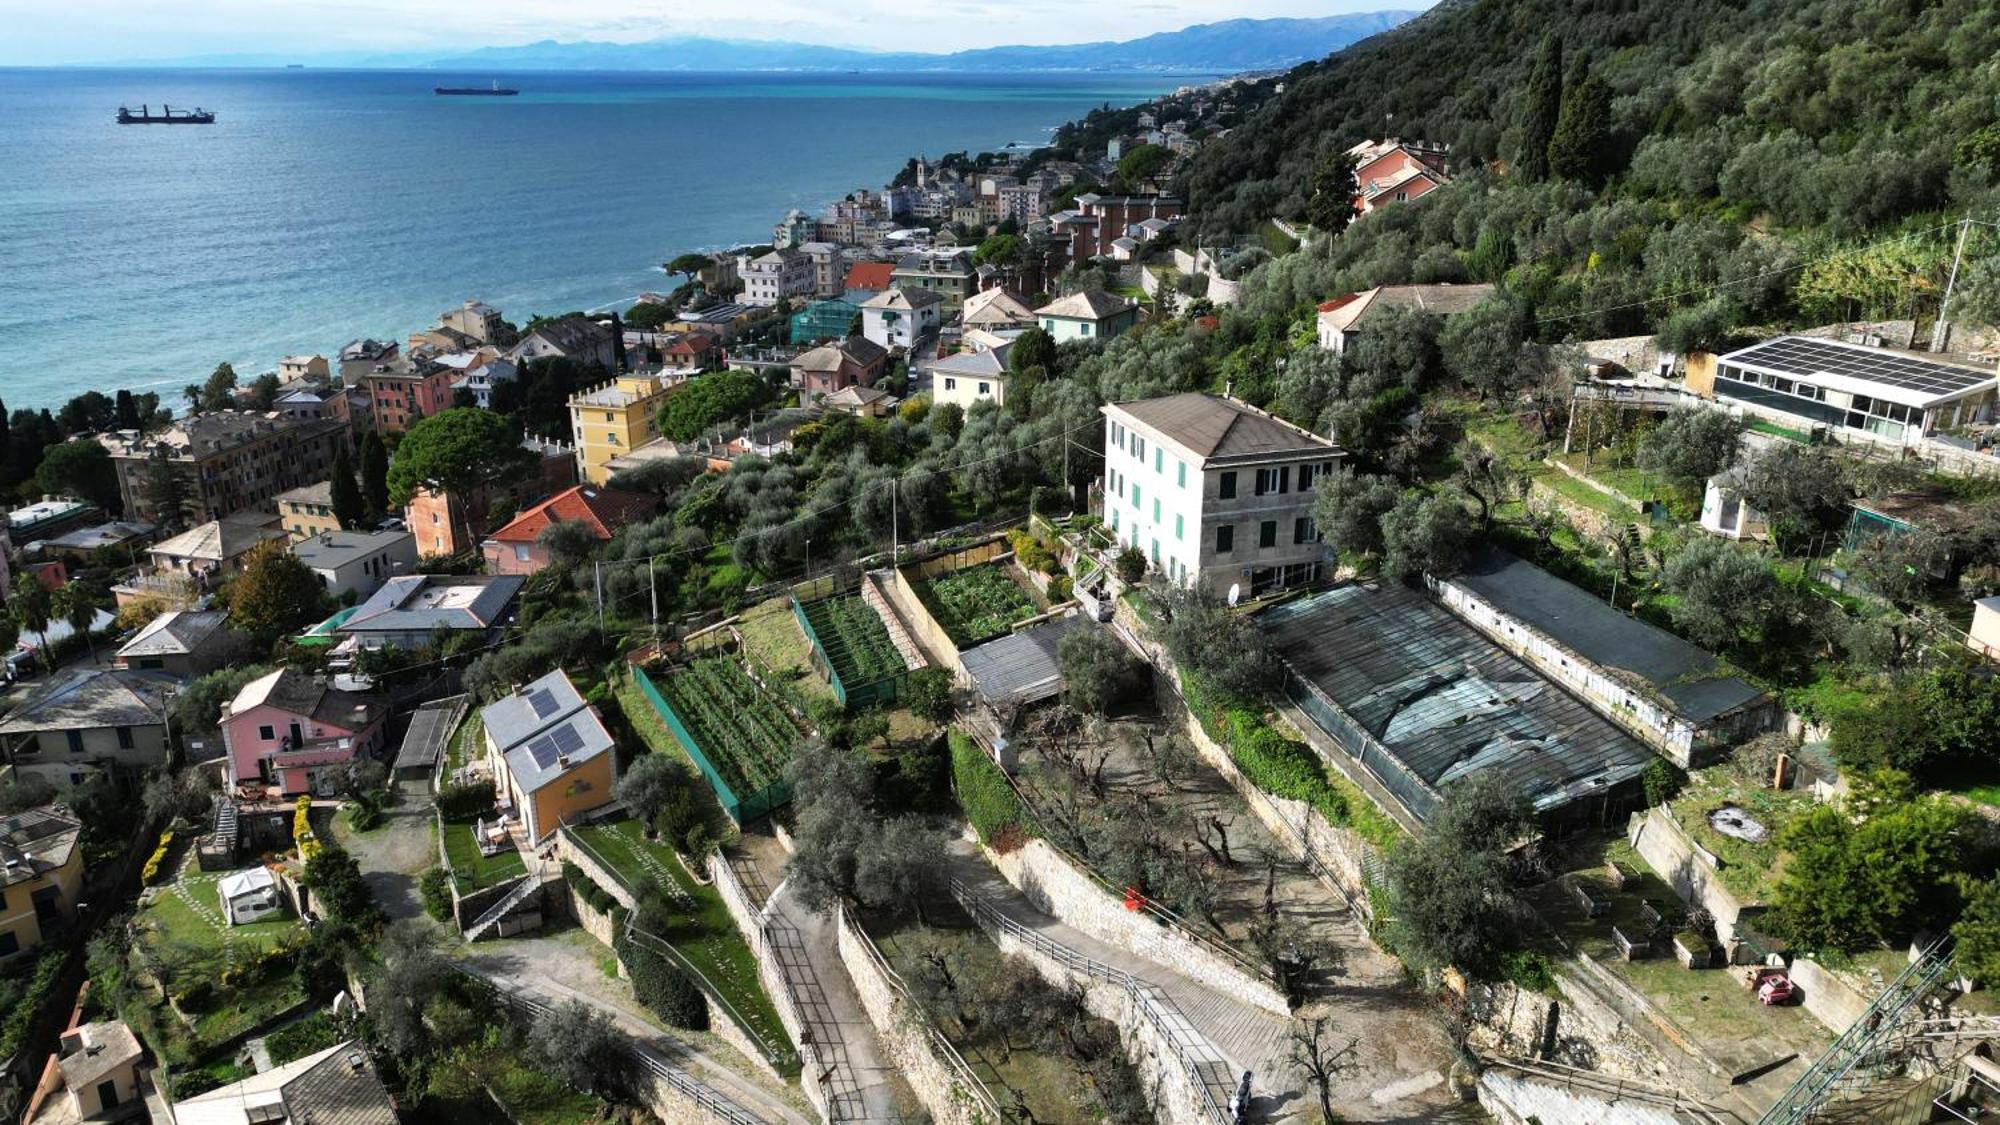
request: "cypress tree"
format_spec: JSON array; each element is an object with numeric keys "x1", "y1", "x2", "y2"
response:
[
  {"x1": 114, "y1": 389, "x2": 140, "y2": 430},
  {"x1": 1516, "y1": 35, "x2": 1564, "y2": 181},
  {"x1": 330, "y1": 444, "x2": 365, "y2": 530},
  {"x1": 360, "y1": 430, "x2": 390, "y2": 517},
  {"x1": 610, "y1": 311, "x2": 628, "y2": 372},
  {"x1": 1548, "y1": 70, "x2": 1615, "y2": 184}
]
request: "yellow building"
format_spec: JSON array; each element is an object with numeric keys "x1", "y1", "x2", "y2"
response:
[
  {"x1": 568, "y1": 374, "x2": 673, "y2": 485},
  {"x1": 480, "y1": 670, "x2": 618, "y2": 844},
  {"x1": 276, "y1": 481, "x2": 342, "y2": 541},
  {"x1": 0, "y1": 805, "x2": 84, "y2": 961}
]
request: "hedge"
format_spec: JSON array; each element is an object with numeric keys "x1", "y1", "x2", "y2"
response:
[
  {"x1": 614, "y1": 927, "x2": 708, "y2": 1030},
  {"x1": 142, "y1": 830, "x2": 174, "y2": 885},
  {"x1": 950, "y1": 729, "x2": 1031, "y2": 848},
  {"x1": 0, "y1": 952, "x2": 64, "y2": 1060},
  {"x1": 562, "y1": 860, "x2": 620, "y2": 916},
  {"x1": 420, "y1": 867, "x2": 454, "y2": 922},
  {"x1": 437, "y1": 779, "x2": 497, "y2": 822}
]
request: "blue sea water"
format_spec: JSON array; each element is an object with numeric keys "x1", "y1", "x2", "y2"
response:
[{"x1": 0, "y1": 68, "x2": 1181, "y2": 411}]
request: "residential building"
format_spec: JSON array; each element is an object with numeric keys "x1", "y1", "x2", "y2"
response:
[
  {"x1": 671, "y1": 303, "x2": 755, "y2": 343},
  {"x1": 659, "y1": 333, "x2": 719, "y2": 373},
  {"x1": 1970, "y1": 596, "x2": 2000, "y2": 664},
  {"x1": 451, "y1": 358, "x2": 520, "y2": 409},
  {"x1": 336, "y1": 339, "x2": 398, "y2": 385},
  {"x1": 961, "y1": 287, "x2": 1037, "y2": 331},
  {"x1": 1314, "y1": 283, "x2": 1496, "y2": 353},
  {"x1": 336, "y1": 574, "x2": 525, "y2": 651},
  {"x1": 1263, "y1": 584, "x2": 1657, "y2": 827},
  {"x1": 1036, "y1": 290, "x2": 1140, "y2": 343},
  {"x1": 568, "y1": 373, "x2": 673, "y2": 485},
  {"x1": 148, "y1": 513, "x2": 287, "y2": 584},
  {"x1": 891, "y1": 249, "x2": 977, "y2": 303},
  {"x1": 798, "y1": 242, "x2": 848, "y2": 298},
  {"x1": 843, "y1": 261, "x2": 897, "y2": 297},
  {"x1": 481, "y1": 670, "x2": 618, "y2": 843},
  {"x1": 0, "y1": 670, "x2": 175, "y2": 785},
  {"x1": 481, "y1": 485, "x2": 659, "y2": 576},
  {"x1": 8, "y1": 498, "x2": 105, "y2": 546},
  {"x1": 823, "y1": 385, "x2": 898, "y2": 417},
  {"x1": 360, "y1": 356, "x2": 458, "y2": 434},
  {"x1": 510, "y1": 316, "x2": 617, "y2": 370},
  {"x1": 273, "y1": 382, "x2": 366, "y2": 432},
  {"x1": 1100, "y1": 393, "x2": 1344, "y2": 595},
  {"x1": 0, "y1": 805, "x2": 84, "y2": 960},
  {"x1": 998, "y1": 183, "x2": 1045, "y2": 224},
  {"x1": 116, "y1": 610, "x2": 236, "y2": 676},
  {"x1": 773, "y1": 208, "x2": 815, "y2": 248},
  {"x1": 1700, "y1": 335, "x2": 1999, "y2": 446},
  {"x1": 292, "y1": 530, "x2": 418, "y2": 601},
  {"x1": 39, "y1": 520, "x2": 156, "y2": 562},
  {"x1": 791, "y1": 337, "x2": 890, "y2": 397},
  {"x1": 276, "y1": 482, "x2": 341, "y2": 541},
  {"x1": 277, "y1": 354, "x2": 330, "y2": 382},
  {"x1": 861, "y1": 287, "x2": 944, "y2": 351},
  {"x1": 1347, "y1": 139, "x2": 1451, "y2": 215},
  {"x1": 932, "y1": 341, "x2": 1013, "y2": 411},
  {"x1": 42, "y1": 1019, "x2": 145, "y2": 1123},
  {"x1": 1050, "y1": 194, "x2": 1182, "y2": 262},
  {"x1": 697, "y1": 254, "x2": 741, "y2": 293},
  {"x1": 101, "y1": 412, "x2": 348, "y2": 525},
  {"x1": 738, "y1": 248, "x2": 816, "y2": 307},
  {"x1": 1433, "y1": 549, "x2": 1781, "y2": 766},
  {"x1": 170, "y1": 1040, "x2": 397, "y2": 1125},
  {"x1": 220, "y1": 667, "x2": 387, "y2": 795},
  {"x1": 439, "y1": 299, "x2": 507, "y2": 343},
  {"x1": 405, "y1": 486, "x2": 469, "y2": 557}
]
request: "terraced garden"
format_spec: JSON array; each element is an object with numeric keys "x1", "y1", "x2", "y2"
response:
[
  {"x1": 798, "y1": 593, "x2": 906, "y2": 686},
  {"x1": 654, "y1": 657, "x2": 808, "y2": 800},
  {"x1": 914, "y1": 561, "x2": 1041, "y2": 645}
]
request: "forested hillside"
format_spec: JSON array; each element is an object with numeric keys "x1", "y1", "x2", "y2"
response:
[{"x1": 1181, "y1": 0, "x2": 2000, "y2": 342}]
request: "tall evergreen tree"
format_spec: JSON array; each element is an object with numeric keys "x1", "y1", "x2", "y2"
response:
[
  {"x1": 114, "y1": 389, "x2": 140, "y2": 431},
  {"x1": 199, "y1": 362, "x2": 240, "y2": 413},
  {"x1": 329, "y1": 444, "x2": 365, "y2": 530},
  {"x1": 0, "y1": 397, "x2": 10, "y2": 488},
  {"x1": 1515, "y1": 34, "x2": 1564, "y2": 181},
  {"x1": 1547, "y1": 68, "x2": 1615, "y2": 184},
  {"x1": 1305, "y1": 149, "x2": 1358, "y2": 239},
  {"x1": 360, "y1": 430, "x2": 390, "y2": 517},
  {"x1": 610, "y1": 311, "x2": 628, "y2": 372},
  {"x1": 142, "y1": 446, "x2": 188, "y2": 529}
]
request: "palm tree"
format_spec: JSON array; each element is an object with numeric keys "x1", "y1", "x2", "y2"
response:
[
  {"x1": 53, "y1": 581, "x2": 102, "y2": 664},
  {"x1": 9, "y1": 576, "x2": 52, "y2": 668}
]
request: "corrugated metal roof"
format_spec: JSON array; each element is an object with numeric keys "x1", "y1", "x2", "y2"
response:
[
  {"x1": 961, "y1": 613, "x2": 1092, "y2": 707},
  {"x1": 1263, "y1": 584, "x2": 1656, "y2": 818}
]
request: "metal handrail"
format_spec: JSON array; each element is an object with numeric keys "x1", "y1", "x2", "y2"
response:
[
  {"x1": 1759, "y1": 939, "x2": 1955, "y2": 1124},
  {"x1": 946, "y1": 877, "x2": 1239, "y2": 1125},
  {"x1": 834, "y1": 904, "x2": 1009, "y2": 1121},
  {"x1": 622, "y1": 916, "x2": 797, "y2": 1070},
  {"x1": 1482, "y1": 1057, "x2": 1737, "y2": 1124},
  {"x1": 455, "y1": 965, "x2": 768, "y2": 1125}
]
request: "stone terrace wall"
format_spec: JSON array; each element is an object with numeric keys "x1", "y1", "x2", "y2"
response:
[
  {"x1": 1626, "y1": 808, "x2": 1765, "y2": 949},
  {"x1": 834, "y1": 905, "x2": 997, "y2": 1125},
  {"x1": 982, "y1": 836, "x2": 1288, "y2": 1015},
  {"x1": 708, "y1": 853, "x2": 829, "y2": 1122}
]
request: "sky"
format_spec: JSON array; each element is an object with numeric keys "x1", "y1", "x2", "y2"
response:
[{"x1": 2, "y1": 0, "x2": 1424, "y2": 65}]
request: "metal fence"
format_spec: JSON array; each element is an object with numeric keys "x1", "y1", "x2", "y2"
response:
[
  {"x1": 792, "y1": 591, "x2": 908, "y2": 710},
  {"x1": 628, "y1": 665, "x2": 790, "y2": 826}
]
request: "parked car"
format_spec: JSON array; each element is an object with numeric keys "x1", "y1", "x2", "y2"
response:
[{"x1": 377, "y1": 516, "x2": 406, "y2": 531}]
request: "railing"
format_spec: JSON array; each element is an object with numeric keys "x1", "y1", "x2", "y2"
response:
[
  {"x1": 946, "y1": 878, "x2": 1240, "y2": 1125},
  {"x1": 1759, "y1": 939, "x2": 1955, "y2": 1125},
  {"x1": 835, "y1": 903, "x2": 1008, "y2": 1122},
  {"x1": 621, "y1": 920, "x2": 799, "y2": 1073},
  {"x1": 455, "y1": 965, "x2": 769, "y2": 1125},
  {"x1": 462, "y1": 870, "x2": 547, "y2": 940},
  {"x1": 1482, "y1": 1057, "x2": 1739, "y2": 1124}
]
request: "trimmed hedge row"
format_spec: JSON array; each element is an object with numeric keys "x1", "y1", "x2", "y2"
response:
[
  {"x1": 562, "y1": 860, "x2": 621, "y2": 917},
  {"x1": 950, "y1": 729, "x2": 1032, "y2": 849},
  {"x1": 614, "y1": 927, "x2": 708, "y2": 1031}
]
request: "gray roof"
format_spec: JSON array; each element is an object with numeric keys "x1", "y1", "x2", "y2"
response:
[
  {"x1": 118, "y1": 609, "x2": 229, "y2": 660},
  {"x1": 276, "y1": 481, "x2": 333, "y2": 506},
  {"x1": 862, "y1": 286, "x2": 944, "y2": 311},
  {"x1": 57, "y1": 1021, "x2": 143, "y2": 1089},
  {"x1": 1108, "y1": 394, "x2": 1342, "y2": 464},
  {"x1": 394, "y1": 697, "x2": 465, "y2": 772},
  {"x1": 1262, "y1": 584, "x2": 1657, "y2": 822},
  {"x1": 961, "y1": 613, "x2": 1092, "y2": 707},
  {"x1": 0, "y1": 668, "x2": 176, "y2": 734},
  {"x1": 0, "y1": 805, "x2": 81, "y2": 889},
  {"x1": 1452, "y1": 550, "x2": 1768, "y2": 723},
  {"x1": 930, "y1": 343, "x2": 1012, "y2": 379},
  {"x1": 44, "y1": 520, "x2": 156, "y2": 551},
  {"x1": 1035, "y1": 290, "x2": 1135, "y2": 321},
  {"x1": 173, "y1": 1040, "x2": 396, "y2": 1125},
  {"x1": 151, "y1": 514, "x2": 287, "y2": 563},
  {"x1": 1719, "y1": 335, "x2": 1997, "y2": 408},
  {"x1": 481, "y1": 670, "x2": 612, "y2": 794},
  {"x1": 340, "y1": 575, "x2": 524, "y2": 634},
  {"x1": 231, "y1": 668, "x2": 385, "y2": 731},
  {"x1": 293, "y1": 530, "x2": 415, "y2": 571}
]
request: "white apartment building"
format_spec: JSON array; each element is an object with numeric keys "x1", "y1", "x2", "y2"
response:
[
  {"x1": 860, "y1": 287, "x2": 944, "y2": 350},
  {"x1": 1100, "y1": 394, "x2": 1343, "y2": 598},
  {"x1": 737, "y1": 248, "x2": 815, "y2": 307}
]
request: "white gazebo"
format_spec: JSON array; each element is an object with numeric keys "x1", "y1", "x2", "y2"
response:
[{"x1": 218, "y1": 867, "x2": 282, "y2": 926}]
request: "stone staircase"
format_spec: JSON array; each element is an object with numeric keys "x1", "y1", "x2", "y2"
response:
[{"x1": 462, "y1": 871, "x2": 548, "y2": 942}]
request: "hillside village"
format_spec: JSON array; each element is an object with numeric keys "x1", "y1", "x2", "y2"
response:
[{"x1": 8, "y1": 8, "x2": 2000, "y2": 1125}]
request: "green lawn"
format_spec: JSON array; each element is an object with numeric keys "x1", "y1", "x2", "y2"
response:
[
  {"x1": 442, "y1": 820, "x2": 528, "y2": 891},
  {"x1": 735, "y1": 596, "x2": 835, "y2": 706},
  {"x1": 132, "y1": 867, "x2": 314, "y2": 1052},
  {"x1": 484, "y1": 1051, "x2": 605, "y2": 1125},
  {"x1": 569, "y1": 817, "x2": 791, "y2": 1064},
  {"x1": 265, "y1": 1011, "x2": 343, "y2": 1065}
]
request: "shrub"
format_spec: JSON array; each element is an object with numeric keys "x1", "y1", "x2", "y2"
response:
[
  {"x1": 142, "y1": 830, "x2": 174, "y2": 885},
  {"x1": 1640, "y1": 758, "x2": 1686, "y2": 806},
  {"x1": 614, "y1": 928, "x2": 708, "y2": 1030},
  {"x1": 950, "y1": 730, "x2": 1031, "y2": 849},
  {"x1": 436, "y1": 779, "x2": 497, "y2": 822},
  {"x1": 292, "y1": 796, "x2": 320, "y2": 863},
  {"x1": 563, "y1": 860, "x2": 621, "y2": 916},
  {"x1": 420, "y1": 867, "x2": 454, "y2": 922},
  {"x1": 1115, "y1": 546, "x2": 1146, "y2": 584}
]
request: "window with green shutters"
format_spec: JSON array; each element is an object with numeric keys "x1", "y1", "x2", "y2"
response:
[
  {"x1": 1259, "y1": 521, "x2": 1277, "y2": 548},
  {"x1": 1216, "y1": 525, "x2": 1233, "y2": 553}
]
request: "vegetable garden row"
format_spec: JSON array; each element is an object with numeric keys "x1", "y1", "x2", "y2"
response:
[
  {"x1": 799, "y1": 592, "x2": 905, "y2": 684},
  {"x1": 655, "y1": 656, "x2": 808, "y2": 802},
  {"x1": 914, "y1": 561, "x2": 1041, "y2": 645}
]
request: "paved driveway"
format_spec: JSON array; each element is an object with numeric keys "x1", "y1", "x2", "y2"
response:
[{"x1": 331, "y1": 777, "x2": 437, "y2": 921}]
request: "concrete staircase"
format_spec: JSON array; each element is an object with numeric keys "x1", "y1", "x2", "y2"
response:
[{"x1": 462, "y1": 871, "x2": 547, "y2": 942}]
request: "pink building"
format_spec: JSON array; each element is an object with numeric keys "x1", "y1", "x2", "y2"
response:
[
  {"x1": 220, "y1": 668, "x2": 387, "y2": 796},
  {"x1": 1348, "y1": 139, "x2": 1450, "y2": 215}
]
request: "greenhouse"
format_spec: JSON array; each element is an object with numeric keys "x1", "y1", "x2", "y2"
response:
[{"x1": 788, "y1": 298, "x2": 861, "y2": 345}]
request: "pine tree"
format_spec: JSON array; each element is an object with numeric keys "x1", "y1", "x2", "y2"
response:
[
  {"x1": 1305, "y1": 150, "x2": 1358, "y2": 239},
  {"x1": 114, "y1": 389, "x2": 140, "y2": 430},
  {"x1": 330, "y1": 444, "x2": 365, "y2": 530},
  {"x1": 360, "y1": 430, "x2": 390, "y2": 517},
  {"x1": 1516, "y1": 34, "x2": 1564, "y2": 181},
  {"x1": 142, "y1": 446, "x2": 188, "y2": 529},
  {"x1": 610, "y1": 311, "x2": 628, "y2": 372},
  {"x1": 1547, "y1": 70, "x2": 1615, "y2": 184}
]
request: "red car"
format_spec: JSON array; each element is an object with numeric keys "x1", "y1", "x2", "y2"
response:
[{"x1": 1757, "y1": 973, "x2": 1797, "y2": 1006}]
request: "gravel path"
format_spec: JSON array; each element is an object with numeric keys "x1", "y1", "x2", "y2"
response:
[{"x1": 331, "y1": 778, "x2": 438, "y2": 922}]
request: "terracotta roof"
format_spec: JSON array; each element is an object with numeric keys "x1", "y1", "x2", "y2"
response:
[
  {"x1": 664, "y1": 332, "x2": 717, "y2": 356},
  {"x1": 1315, "y1": 284, "x2": 1496, "y2": 334},
  {"x1": 844, "y1": 261, "x2": 896, "y2": 291},
  {"x1": 484, "y1": 485, "x2": 659, "y2": 545}
]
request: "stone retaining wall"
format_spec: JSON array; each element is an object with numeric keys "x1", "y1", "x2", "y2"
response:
[
  {"x1": 982, "y1": 836, "x2": 1288, "y2": 1015},
  {"x1": 708, "y1": 854, "x2": 830, "y2": 1122},
  {"x1": 834, "y1": 907, "x2": 995, "y2": 1125},
  {"x1": 1467, "y1": 968, "x2": 1710, "y2": 1089},
  {"x1": 1790, "y1": 957, "x2": 1874, "y2": 1035},
  {"x1": 1626, "y1": 807, "x2": 1766, "y2": 949}
]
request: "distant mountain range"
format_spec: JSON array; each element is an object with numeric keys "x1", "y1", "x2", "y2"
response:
[{"x1": 418, "y1": 14, "x2": 1420, "y2": 74}]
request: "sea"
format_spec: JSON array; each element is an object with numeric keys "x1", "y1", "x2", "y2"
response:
[{"x1": 0, "y1": 67, "x2": 1184, "y2": 412}]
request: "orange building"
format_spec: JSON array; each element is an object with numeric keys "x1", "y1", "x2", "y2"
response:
[
  {"x1": 480, "y1": 670, "x2": 618, "y2": 843},
  {"x1": 1348, "y1": 139, "x2": 1451, "y2": 215}
]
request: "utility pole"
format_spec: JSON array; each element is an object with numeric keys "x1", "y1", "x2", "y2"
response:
[
  {"x1": 647, "y1": 556, "x2": 658, "y2": 646},
  {"x1": 594, "y1": 560, "x2": 605, "y2": 633},
  {"x1": 1932, "y1": 216, "x2": 1973, "y2": 352},
  {"x1": 890, "y1": 477, "x2": 899, "y2": 565}
]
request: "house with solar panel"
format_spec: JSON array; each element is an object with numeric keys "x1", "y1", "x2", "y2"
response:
[
  {"x1": 1701, "y1": 335, "x2": 1998, "y2": 446},
  {"x1": 480, "y1": 670, "x2": 618, "y2": 844}
]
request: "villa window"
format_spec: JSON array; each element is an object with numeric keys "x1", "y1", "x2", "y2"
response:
[
  {"x1": 944, "y1": 378, "x2": 957, "y2": 390},
  {"x1": 259, "y1": 725, "x2": 275, "y2": 741},
  {"x1": 1216, "y1": 525, "x2": 1233, "y2": 553},
  {"x1": 978, "y1": 382, "x2": 990, "y2": 395},
  {"x1": 1218, "y1": 471, "x2": 1237, "y2": 500},
  {"x1": 1259, "y1": 521, "x2": 1277, "y2": 548}
]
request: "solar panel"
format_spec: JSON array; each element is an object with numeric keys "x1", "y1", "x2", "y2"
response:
[
  {"x1": 524, "y1": 721, "x2": 588, "y2": 770},
  {"x1": 1727, "y1": 337, "x2": 1992, "y2": 399},
  {"x1": 525, "y1": 688, "x2": 562, "y2": 719}
]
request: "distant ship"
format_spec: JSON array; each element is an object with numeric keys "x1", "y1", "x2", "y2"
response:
[
  {"x1": 116, "y1": 104, "x2": 216, "y2": 125},
  {"x1": 435, "y1": 80, "x2": 518, "y2": 96}
]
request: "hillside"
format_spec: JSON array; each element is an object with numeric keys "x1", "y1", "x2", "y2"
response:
[
  {"x1": 1180, "y1": 0, "x2": 2000, "y2": 342},
  {"x1": 423, "y1": 13, "x2": 1419, "y2": 73}
]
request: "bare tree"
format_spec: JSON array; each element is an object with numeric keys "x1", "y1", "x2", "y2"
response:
[{"x1": 1289, "y1": 1016, "x2": 1362, "y2": 1124}]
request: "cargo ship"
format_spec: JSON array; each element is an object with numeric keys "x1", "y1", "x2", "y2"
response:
[
  {"x1": 116, "y1": 104, "x2": 216, "y2": 125},
  {"x1": 435, "y1": 80, "x2": 518, "y2": 96}
]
